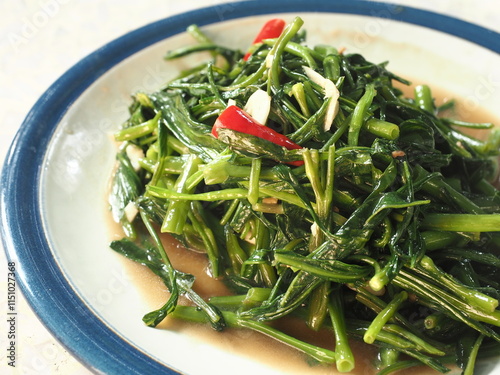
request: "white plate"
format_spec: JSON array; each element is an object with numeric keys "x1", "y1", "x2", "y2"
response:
[{"x1": 2, "y1": 1, "x2": 500, "y2": 374}]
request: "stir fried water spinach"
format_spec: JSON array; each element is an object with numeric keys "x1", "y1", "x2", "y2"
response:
[{"x1": 109, "y1": 17, "x2": 500, "y2": 374}]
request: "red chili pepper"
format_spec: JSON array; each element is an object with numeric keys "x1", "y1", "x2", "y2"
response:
[
  {"x1": 243, "y1": 18, "x2": 286, "y2": 61},
  {"x1": 212, "y1": 105, "x2": 303, "y2": 166}
]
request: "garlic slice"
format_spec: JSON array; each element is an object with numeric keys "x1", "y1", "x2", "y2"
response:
[
  {"x1": 124, "y1": 201, "x2": 139, "y2": 223},
  {"x1": 311, "y1": 222, "x2": 320, "y2": 238},
  {"x1": 126, "y1": 144, "x2": 145, "y2": 172},
  {"x1": 244, "y1": 88, "x2": 272, "y2": 125},
  {"x1": 303, "y1": 66, "x2": 340, "y2": 131}
]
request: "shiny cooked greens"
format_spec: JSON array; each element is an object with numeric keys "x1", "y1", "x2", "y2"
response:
[{"x1": 109, "y1": 17, "x2": 500, "y2": 374}]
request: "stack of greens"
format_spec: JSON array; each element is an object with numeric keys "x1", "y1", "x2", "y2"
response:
[{"x1": 109, "y1": 16, "x2": 500, "y2": 374}]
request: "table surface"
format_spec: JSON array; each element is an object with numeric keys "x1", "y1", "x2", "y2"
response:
[{"x1": 1, "y1": 1, "x2": 499, "y2": 374}]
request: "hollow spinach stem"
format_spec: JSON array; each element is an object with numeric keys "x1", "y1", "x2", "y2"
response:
[
  {"x1": 170, "y1": 306, "x2": 337, "y2": 364},
  {"x1": 328, "y1": 288, "x2": 355, "y2": 372},
  {"x1": 363, "y1": 291, "x2": 408, "y2": 344}
]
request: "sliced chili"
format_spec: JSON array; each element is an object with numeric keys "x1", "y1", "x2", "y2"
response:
[
  {"x1": 243, "y1": 18, "x2": 286, "y2": 61},
  {"x1": 212, "y1": 105, "x2": 303, "y2": 166}
]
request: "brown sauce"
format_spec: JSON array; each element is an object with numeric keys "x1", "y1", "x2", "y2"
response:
[
  {"x1": 112, "y1": 85, "x2": 499, "y2": 374},
  {"x1": 394, "y1": 79, "x2": 499, "y2": 137},
  {"x1": 120, "y1": 234, "x2": 380, "y2": 375},
  {"x1": 120, "y1": 232, "x2": 453, "y2": 374}
]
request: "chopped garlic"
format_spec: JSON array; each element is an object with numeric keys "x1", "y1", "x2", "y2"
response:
[
  {"x1": 243, "y1": 230, "x2": 256, "y2": 245},
  {"x1": 262, "y1": 197, "x2": 279, "y2": 204},
  {"x1": 311, "y1": 222, "x2": 320, "y2": 238},
  {"x1": 244, "y1": 89, "x2": 272, "y2": 125},
  {"x1": 391, "y1": 150, "x2": 406, "y2": 158},
  {"x1": 303, "y1": 66, "x2": 340, "y2": 131},
  {"x1": 126, "y1": 144, "x2": 145, "y2": 171},
  {"x1": 323, "y1": 80, "x2": 340, "y2": 130},
  {"x1": 124, "y1": 201, "x2": 139, "y2": 223}
]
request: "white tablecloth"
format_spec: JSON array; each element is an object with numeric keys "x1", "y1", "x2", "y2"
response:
[{"x1": 1, "y1": 1, "x2": 498, "y2": 374}]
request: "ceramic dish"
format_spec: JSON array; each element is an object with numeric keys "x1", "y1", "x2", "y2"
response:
[{"x1": 2, "y1": 1, "x2": 500, "y2": 374}]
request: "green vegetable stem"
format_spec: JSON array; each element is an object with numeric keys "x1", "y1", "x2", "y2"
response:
[{"x1": 108, "y1": 16, "x2": 500, "y2": 374}]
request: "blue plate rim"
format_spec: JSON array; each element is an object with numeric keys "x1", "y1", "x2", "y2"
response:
[{"x1": 1, "y1": 1, "x2": 499, "y2": 374}]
